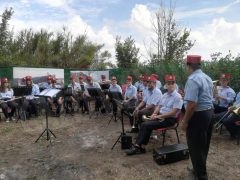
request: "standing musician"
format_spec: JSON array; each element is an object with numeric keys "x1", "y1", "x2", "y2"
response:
[
  {"x1": 151, "y1": 73, "x2": 162, "y2": 89},
  {"x1": 0, "y1": 77, "x2": 18, "y2": 122},
  {"x1": 122, "y1": 75, "x2": 137, "y2": 126},
  {"x1": 108, "y1": 76, "x2": 122, "y2": 117},
  {"x1": 85, "y1": 76, "x2": 103, "y2": 112},
  {"x1": 22, "y1": 76, "x2": 40, "y2": 118},
  {"x1": 125, "y1": 74, "x2": 183, "y2": 155},
  {"x1": 213, "y1": 73, "x2": 235, "y2": 113},
  {"x1": 132, "y1": 75, "x2": 162, "y2": 129},
  {"x1": 181, "y1": 55, "x2": 214, "y2": 180},
  {"x1": 66, "y1": 76, "x2": 80, "y2": 113},
  {"x1": 47, "y1": 77, "x2": 63, "y2": 116},
  {"x1": 78, "y1": 75, "x2": 89, "y2": 114}
]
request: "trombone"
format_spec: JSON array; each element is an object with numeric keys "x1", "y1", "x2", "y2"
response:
[{"x1": 215, "y1": 104, "x2": 240, "y2": 131}]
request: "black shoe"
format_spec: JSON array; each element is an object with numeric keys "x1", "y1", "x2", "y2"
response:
[
  {"x1": 125, "y1": 145, "x2": 146, "y2": 156},
  {"x1": 86, "y1": 111, "x2": 89, "y2": 115}
]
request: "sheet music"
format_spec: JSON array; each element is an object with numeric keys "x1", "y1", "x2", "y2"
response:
[{"x1": 38, "y1": 89, "x2": 61, "y2": 97}]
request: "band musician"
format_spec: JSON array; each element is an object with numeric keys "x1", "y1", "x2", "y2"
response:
[
  {"x1": 0, "y1": 77, "x2": 18, "y2": 122},
  {"x1": 66, "y1": 76, "x2": 80, "y2": 113},
  {"x1": 107, "y1": 76, "x2": 122, "y2": 117},
  {"x1": 125, "y1": 74, "x2": 183, "y2": 155},
  {"x1": 47, "y1": 77, "x2": 63, "y2": 116},
  {"x1": 132, "y1": 75, "x2": 162, "y2": 130},
  {"x1": 22, "y1": 76, "x2": 40, "y2": 118},
  {"x1": 213, "y1": 73, "x2": 235, "y2": 113},
  {"x1": 122, "y1": 75, "x2": 137, "y2": 126},
  {"x1": 85, "y1": 76, "x2": 104, "y2": 112},
  {"x1": 78, "y1": 75, "x2": 89, "y2": 114}
]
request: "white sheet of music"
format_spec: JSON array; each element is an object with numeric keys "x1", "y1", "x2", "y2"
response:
[{"x1": 39, "y1": 89, "x2": 61, "y2": 97}]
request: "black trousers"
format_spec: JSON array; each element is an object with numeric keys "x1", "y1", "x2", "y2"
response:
[
  {"x1": 136, "y1": 118, "x2": 176, "y2": 146},
  {"x1": 22, "y1": 99, "x2": 39, "y2": 116},
  {"x1": 186, "y1": 109, "x2": 213, "y2": 180},
  {"x1": 214, "y1": 104, "x2": 228, "y2": 114},
  {"x1": 223, "y1": 113, "x2": 240, "y2": 137},
  {"x1": 78, "y1": 96, "x2": 89, "y2": 112},
  {"x1": 123, "y1": 99, "x2": 137, "y2": 126},
  {"x1": 0, "y1": 101, "x2": 18, "y2": 119}
]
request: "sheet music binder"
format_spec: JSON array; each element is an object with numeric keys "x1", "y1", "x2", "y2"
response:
[{"x1": 36, "y1": 89, "x2": 61, "y2": 98}]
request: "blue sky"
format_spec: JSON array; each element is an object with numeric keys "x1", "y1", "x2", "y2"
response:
[{"x1": 1, "y1": 0, "x2": 240, "y2": 62}]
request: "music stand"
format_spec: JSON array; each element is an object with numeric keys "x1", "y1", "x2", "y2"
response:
[
  {"x1": 34, "y1": 89, "x2": 61, "y2": 144},
  {"x1": 100, "y1": 83, "x2": 110, "y2": 93},
  {"x1": 107, "y1": 91, "x2": 123, "y2": 125},
  {"x1": 87, "y1": 88, "x2": 103, "y2": 119},
  {"x1": 13, "y1": 86, "x2": 32, "y2": 122},
  {"x1": 111, "y1": 98, "x2": 126, "y2": 150}
]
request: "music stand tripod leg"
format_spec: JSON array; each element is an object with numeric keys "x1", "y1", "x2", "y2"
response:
[{"x1": 111, "y1": 133, "x2": 122, "y2": 150}]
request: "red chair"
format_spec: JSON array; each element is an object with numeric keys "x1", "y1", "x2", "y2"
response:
[{"x1": 155, "y1": 114, "x2": 182, "y2": 146}]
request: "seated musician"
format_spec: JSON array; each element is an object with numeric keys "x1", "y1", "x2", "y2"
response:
[
  {"x1": 42, "y1": 75, "x2": 53, "y2": 89},
  {"x1": 78, "y1": 75, "x2": 89, "y2": 114},
  {"x1": 66, "y1": 76, "x2": 80, "y2": 113},
  {"x1": 48, "y1": 77, "x2": 63, "y2": 116},
  {"x1": 217, "y1": 92, "x2": 240, "y2": 139},
  {"x1": 85, "y1": 76, "x2": 104, "y2": 112},
  {"x1": 99, "y1": 75, "x2": 110, "y2": 84},
  {"x1": 134, "y1": 75, "x2": 145, "y2": 92},
  {"x1": 136, "y1": 75, "x2": 149, "y2": 103},
  {"x1": 125, "y1": 74, "x2": 183, "y2": 155},
  {"x1": 22, "y1": 76, "x2": 40, "y2": 118},
  {"x1": 122, "y1": 75, "x2": 137, "y2": 125},
  {"x1": 108, "y1": 76, "x2": 122, "y2": 117},
  {"x1": 214, "y1": 73, "x2": 235, "y2": 114},
  {"x1": 132, "y1": 75, "x2": 162, "y2": 130},
  {"x1": 151, "y1": 73, "x2": 162, "y2": 89},
  {"x1": 0, "y1": 77, "x2": 18, "y2": 122}
]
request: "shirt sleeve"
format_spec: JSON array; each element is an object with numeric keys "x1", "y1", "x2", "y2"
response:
[
  {"x1": 173, "y1": 95, "x2": 183, "y2": 109},
  {"x1": 226, "y1": 90, "x2": 236, "y2": 104},
  {"x1": 118, "y1": 85, "x2": 122, "y2": 94},
  {"x1": 184, "y1": 79, "x2": 199, "y2": 103}
]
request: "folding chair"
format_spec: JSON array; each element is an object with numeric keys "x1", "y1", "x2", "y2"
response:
[{"x1": 155, "y1": 115, "x2": 181, "y2": 146}]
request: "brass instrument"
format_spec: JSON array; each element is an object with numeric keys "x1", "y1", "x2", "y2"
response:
[{"x1": 232, "y1": 106, "x2": 240, "y2": 115}]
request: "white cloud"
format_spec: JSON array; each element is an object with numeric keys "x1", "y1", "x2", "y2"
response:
[
  {"x1": 189, "y1": 18, "x2": 240, "y2": 59},
  {"x1": 176, "y1": 0, "x2": 240, "y2": 19}
]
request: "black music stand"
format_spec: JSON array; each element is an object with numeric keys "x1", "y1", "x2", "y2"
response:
[
  {"x1": 13, "y1": 86, "x2": 32, "y2": 122},
  {"x1": 87, "y1": 88, "x2": 104, "y2": 119},
  {"x1": 34, "y1": 89, "x2": 61, "y2": 144},
  {"x1": 111, "y1": 99, "x2": 126, "y2": 150},
  {"x1": 107, "y1": 91, "x2": 123, "y2": 125},
  {"x1": 100, "y1": 83, "x2": 110, "y2": 92}
]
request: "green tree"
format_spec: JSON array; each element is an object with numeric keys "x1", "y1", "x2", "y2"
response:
[
  {"x1": 149, "y1": 0, "x2": 194, "y2": 64},
  {"x1": 115, "y1": 36, "x2": 139, "y2": 68}
]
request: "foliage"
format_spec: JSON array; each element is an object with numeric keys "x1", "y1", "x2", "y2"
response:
[
  {"x1": 115, "y1": 36, "x2": 139, "y2": 68},
  {"x1": 148, "y1": 0, "x2": 194, "y2": 64},
  {"x1": 0, "y1": 8, "x2": 111, "y2": 69}
]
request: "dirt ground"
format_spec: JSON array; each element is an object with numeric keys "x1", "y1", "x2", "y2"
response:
[{"x1": 0, "y1": 109, "x2": 240, "y2": 180}]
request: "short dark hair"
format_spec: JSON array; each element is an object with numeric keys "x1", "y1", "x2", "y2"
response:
[{"x1": 187, "y1": 63, "x2": 201, "y2": 71}]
